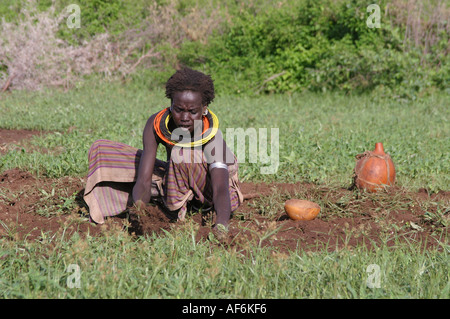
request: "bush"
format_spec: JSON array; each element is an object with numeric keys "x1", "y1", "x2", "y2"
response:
[
  {"x1": 179, "y1": 0, "x2": 449, "y2": 97},
  {"x1": 0, "y1": 0, "x2": 447, "y2": 96}
]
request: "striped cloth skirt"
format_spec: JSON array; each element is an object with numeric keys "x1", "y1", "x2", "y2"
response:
[{"x1": 83, "y1": 139, "x2": 243, "y2": 224}]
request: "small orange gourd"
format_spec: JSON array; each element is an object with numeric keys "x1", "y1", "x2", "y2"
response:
[
  {"x1": 284, "y1": 199, "x2": 321, "y2": 221},
  {"x1": 353, "y1": 142, "x2": 395, "y2": 192}
]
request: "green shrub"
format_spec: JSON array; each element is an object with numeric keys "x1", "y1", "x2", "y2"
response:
[{"x1": 179, "y1": 0, "x2": 448, "y2": 97}]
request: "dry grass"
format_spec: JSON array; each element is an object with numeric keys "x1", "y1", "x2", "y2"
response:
[
  {"x1": 386, "y1": 0, "x2": 450, "y2": 56},
  {"x1": 0, "y1": 0, "x2": 227, "y2": 91},
  {"x1": 0, "y1": 2, "x2": 116, "y2": 91}
]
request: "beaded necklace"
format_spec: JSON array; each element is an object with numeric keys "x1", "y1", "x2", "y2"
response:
[{"x1": 153, "y1": 107, "x2": 219, "y2": 147}]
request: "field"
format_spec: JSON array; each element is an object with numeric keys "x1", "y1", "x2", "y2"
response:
[{"x1": 0, "y1": 80, "x2": 448, "y2": 299}]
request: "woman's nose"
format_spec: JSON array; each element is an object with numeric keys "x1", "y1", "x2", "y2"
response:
[{"x1": 181, "y1": 112, "x2": 190, "y2": 121}]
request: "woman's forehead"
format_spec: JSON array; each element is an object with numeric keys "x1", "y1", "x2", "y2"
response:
[{"x1": 172, "y1": 90, "x2": 202, "y2": 105}]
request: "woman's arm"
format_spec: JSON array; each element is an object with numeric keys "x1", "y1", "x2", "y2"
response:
[
  {"x1": 132, "y1": 114, "x2": 158, "y2": 210},
  {"x1": 210, "y1": 166, "x2": 232, "y2": 227},
  {"x1": 205, "y1": 132, "x2": 236, "y2": 228}
]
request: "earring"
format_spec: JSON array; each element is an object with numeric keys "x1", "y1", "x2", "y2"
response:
[{"x1": 203, "y1": 109, "x2": 208, "y2": 116}]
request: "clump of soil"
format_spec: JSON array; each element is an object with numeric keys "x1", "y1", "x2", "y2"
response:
[{"x1": 127, "y1": 204, "x2": 176, "y2": 236}]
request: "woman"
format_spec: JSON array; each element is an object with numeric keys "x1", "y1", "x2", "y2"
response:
[{"x1": 83, "y1": 67, "x2": 243, "y2": 235}]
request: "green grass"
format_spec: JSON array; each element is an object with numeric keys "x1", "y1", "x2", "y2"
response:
[
  {"x1": 0, "y1": 222, "x2": 448, "y2": 299},
  {"x1": 0, "y1": 79, "x2": 448, "y2": 299}
]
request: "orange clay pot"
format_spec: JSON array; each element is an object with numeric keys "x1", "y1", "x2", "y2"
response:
[
  {"x1": 353, "y1": 142, "x2": 396, "y2": 192},
  {"x1": 284, "y1": 199, "x2": 321, "y2": 221}
]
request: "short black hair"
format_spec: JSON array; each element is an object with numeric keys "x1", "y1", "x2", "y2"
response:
[{"x1": 165, "y1": 67, "x2": 215, "y2": 106}]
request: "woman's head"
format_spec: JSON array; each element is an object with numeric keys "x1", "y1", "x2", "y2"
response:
[
  {"x1": 165, "y1": 67, "x2": 215, "y2": 106},
  {"x1": 165, "y1": 67, "x2": 215, "y2": 134}
]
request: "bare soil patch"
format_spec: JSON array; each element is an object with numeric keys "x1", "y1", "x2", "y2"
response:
[
  {"x1": 195, "y1": 182, "x2": 449, "y2": 252},
  {"x1": 0, "y1": 128, "x2": 48, "y2": 154},
  {"x1": 1, "y1": 168, "x2": 448, "y2": 252},
  {"x1": 0, "y1": 169, "x2": 101, "y2": 240}
]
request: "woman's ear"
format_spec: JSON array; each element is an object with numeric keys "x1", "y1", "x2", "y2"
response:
[{"x1": 202, "y1": 105, "x2": 208, "y2": 116}]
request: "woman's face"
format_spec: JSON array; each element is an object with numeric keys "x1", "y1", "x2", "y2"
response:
[{"x1": 171, "y1": 90, "x2": 207, "y2": 134}]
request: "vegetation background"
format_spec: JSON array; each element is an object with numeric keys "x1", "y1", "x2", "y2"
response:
[{"x1": 0, "y1": 0, "x2": 448, "y2": 98}]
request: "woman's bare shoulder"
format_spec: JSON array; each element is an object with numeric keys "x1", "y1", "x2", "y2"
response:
[
  {"x1": 145, "y1": 111, "x2": 160, "y2": 127},
  {"x1": 142, "y1": 111, "x2": 161, "y2": 145}
]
